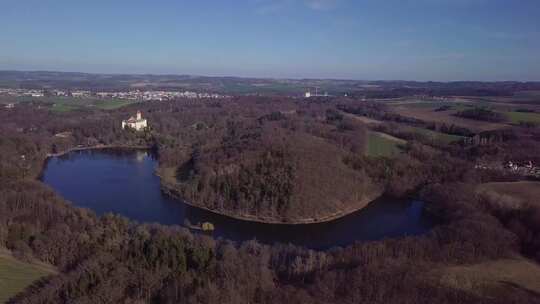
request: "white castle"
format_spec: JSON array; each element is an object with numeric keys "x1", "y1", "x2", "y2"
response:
[{"x1": 122, "y1": 111, "x2": 147, "y2": 131}]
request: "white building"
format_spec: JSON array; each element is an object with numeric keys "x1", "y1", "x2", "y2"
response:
[
  {"x1": 305, "y1": 88, "x2": 329, "y2": 98},
  {"x1": 122, "y1": 111, "x2": 147, "y2": 131}
]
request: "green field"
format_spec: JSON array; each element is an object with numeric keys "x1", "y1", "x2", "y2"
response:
[
  {"x1": 91, "y1": 99, "x2": 133, "y2": 110},
  {"x1": 11, "y1": 96, "x2": 137, "y2": 113},
  {"x1": 49, "y1": 98, "x2": 135, "y2": 113},
  {"x1": 366, "y1": 132, "x2": 403, "y2": 157},
  {"x1": 504, "y1": 111, "x2": 540, "y2": 125},
  {"x1": 0, "y1": 254, "x2": 54, "y2": 303}
]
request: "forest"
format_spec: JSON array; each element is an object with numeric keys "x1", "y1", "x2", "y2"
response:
[
  {"x1": 1, "y1": 95, "x2": 540, "y2": 303},
  {"x1": 455, "y1": 108, "x2": 507, "y2": 123}
]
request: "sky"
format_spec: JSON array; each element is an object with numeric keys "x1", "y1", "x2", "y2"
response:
[{"x1": 0, "y1": 0, "x2": 539, "y2": 81}]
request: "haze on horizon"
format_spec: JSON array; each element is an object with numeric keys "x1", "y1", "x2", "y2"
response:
[{"x1": 1, "y1": 0, "x2": 539, "y2": 82}]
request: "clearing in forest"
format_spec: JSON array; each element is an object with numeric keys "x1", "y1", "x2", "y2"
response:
[
  {"x1": 366, "y1": 131, "x2": 405, "y2": 158},
  {"x1": 0, "y1": 252, "x2": 56, "y2": 303}
]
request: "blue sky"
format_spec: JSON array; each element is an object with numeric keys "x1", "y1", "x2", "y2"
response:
[{"x1": 1, "y1": 0, "x2": 539, "y2": 81}]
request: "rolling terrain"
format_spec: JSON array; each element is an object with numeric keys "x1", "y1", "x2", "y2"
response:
[
  {"x1": 0, "y1": 250, "x2": 56, "y2": 303},
  {"x1": 1, "y1": 89, "x2": 540, "y2": 303}
]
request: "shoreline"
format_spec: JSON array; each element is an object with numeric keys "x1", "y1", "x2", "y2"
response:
[
  {"x1": 41, "y1": 146, "x2": 384, "y2": 226},
  {"x1": 157, "y1": 169, "x2": 384, "y2": 225},
  {"x1": 45, "y1": 144, "x2": 151, "y2": 158},
  {"x1": 38, "y1": 144, "x2": 151, "y2": 180}
]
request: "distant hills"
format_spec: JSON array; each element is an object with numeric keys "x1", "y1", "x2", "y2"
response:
[{"x1": 1, "y1": 70, "x2": 540, "y2": 96}]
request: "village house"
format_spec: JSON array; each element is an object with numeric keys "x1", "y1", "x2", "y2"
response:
[
  {"x1": 476, "y1": 160, "x2": 540, "y2": 179},
  {"x1": 122, "y1": 111, "x2": 147, "y2": 131}
]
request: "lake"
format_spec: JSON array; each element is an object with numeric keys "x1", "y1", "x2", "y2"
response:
[{"x1": 41, "y1": 149, "x2": 434, "y2": 250}]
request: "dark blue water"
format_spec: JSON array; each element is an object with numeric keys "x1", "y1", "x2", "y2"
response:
[{"x1": 41, "y1": 149, "x2": 434, "y2": 249}]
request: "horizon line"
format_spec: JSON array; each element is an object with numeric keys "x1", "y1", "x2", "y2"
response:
[{"x1": 0, "y1": 69, "x2": 539, "y2": 84}]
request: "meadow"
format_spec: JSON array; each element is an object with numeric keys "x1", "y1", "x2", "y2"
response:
[
  {"x1": 10, "y1": 96, "x2": 137, "y2": 112},
  {"x1": 0, "y1": 252, "x2": 55, "y2": 303},
  {"x1": 366, "y1": 131, "x2": 404, "y2": 157},
  {"x1": 388, "y1": 98, "x2": 540, "y2": 129}
]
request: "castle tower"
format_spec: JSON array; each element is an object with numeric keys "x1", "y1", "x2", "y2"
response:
[{"x1": 136, "y1": 111, "x2": 142, "y2": 120}]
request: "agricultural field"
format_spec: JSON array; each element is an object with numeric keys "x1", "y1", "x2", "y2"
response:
[
  {"x1": 0, "y1": 252, "x2": 55, "y2": 303},
  {"x1": 386, "y1": 100, "x2": 472, "y2": 111},
  {"x1": 366, "y1": 131, "x2": 405, "y2": 157},
  {"x1": 388, "y1": 100, "x2": 513, "y2": 132},
  {"x1": 48, "y1": 98, "x2": 135, "y2": 112},
  {"x1": 7, "y1": 96, "x2": 137, "y2": 113},
  {"x1": 341, "y1": 104, "x2": 464, "y2": 144},
  {"x1": 391, "y1": 104, "x2": 506, "y2": 132},
  {"x1": 472, "y1": 91, "x2": 540, "y2": 105},
  {"x1": 389, "y1": 98, "x2": 540, "y2": 127}
]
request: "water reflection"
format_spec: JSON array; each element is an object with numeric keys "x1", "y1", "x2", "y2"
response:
[{"x1": 41, "y1": 149, "x2": 434, "y2": 250}]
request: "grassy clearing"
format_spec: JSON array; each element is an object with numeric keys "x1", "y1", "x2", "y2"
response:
[
  {"x1": 366, "y1": 131, "x2": 404, "y2": 157},
  {"x1": 13, "y1": 96, "x2": 138, "y2": 113},
  {"x1": 49, "y1": 98, "x2": 136, "y2": 113},
  {"x1": 0, "y1": 253, "x2": 55, "y2": 303},
  {"x1": 430, "y1": 257, "x2": 540, "y2": 298},
  {"x1": 92, "y1": 99, "x2": 133, "y2": 110}
]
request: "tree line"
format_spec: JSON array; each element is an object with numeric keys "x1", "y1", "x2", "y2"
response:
[{"x1": 1, "y1": 96, "x2": 539, "y2": 303}]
